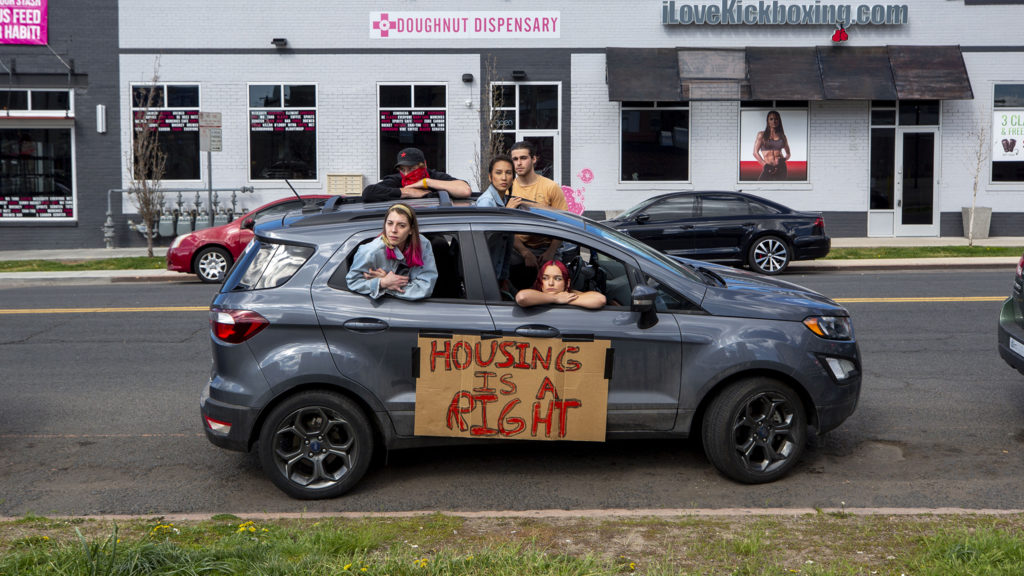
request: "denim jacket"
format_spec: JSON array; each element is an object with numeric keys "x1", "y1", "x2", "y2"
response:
[
  {"x1": 475, "y1": 184, "x2": 507, "y2": 208},
  {"x1": 346, "y1": 235, "x2": 437, "y2": 300}
]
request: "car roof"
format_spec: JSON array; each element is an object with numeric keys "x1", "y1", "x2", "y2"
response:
[
  {"x1": 637, "y1": 191, "x2": 794, "y2": 212},
  {"x1": 255, "y1": 194, "x2": 589, "y2": 243}
]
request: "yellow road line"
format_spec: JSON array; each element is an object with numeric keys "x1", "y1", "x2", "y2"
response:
[
  {"x1": 835, "y1": 296, "x2": 1005, "y2": 303},
  {"x1": 0, "y1": 306, "x2": 207, "y2": 314}
]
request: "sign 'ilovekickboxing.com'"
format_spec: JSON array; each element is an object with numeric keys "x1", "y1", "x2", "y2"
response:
[{"x1": 414, "y1": 335, "x2": 611, "y2": 442}]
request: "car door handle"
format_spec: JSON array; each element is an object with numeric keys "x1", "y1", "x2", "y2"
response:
[
  {"x1": 342, "y1": 318, "x2": 389, "y2": 333},
  {"x1": 515, "y1": 325, "x2": 561, "y2": 339},
  {"x1": 663, "y1": 226, "x2": 693, "y2": 234}
]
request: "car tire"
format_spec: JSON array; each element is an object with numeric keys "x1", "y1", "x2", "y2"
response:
[
  {"x1": 195, "y1": 247, "x2": 232, "y2": 283},
  {"x1": 258, "y1": 391, "x2": 374, "y2": 500},
  {"x1": 701, "y1": 377, "x2": 806, "y2": 484},
  {"x1": 747, "y1": 236, "x2": 790, "y2": 274}
]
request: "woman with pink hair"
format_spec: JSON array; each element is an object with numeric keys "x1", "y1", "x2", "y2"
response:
[{"x1": 514, "y1": 260, "x2": 606, "y2": 309}]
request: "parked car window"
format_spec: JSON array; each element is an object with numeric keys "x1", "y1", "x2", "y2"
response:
[
  {"x1": 747, "y1": 200, "x2": 778, "y2": 215},
  {"x1": 700, "y1": 196, "x2": 749, "y2": 217},
  {"x1": 643, "y1": 196, "x2": 696, "y2": 222},
  {"x1": 251, "y1": 200, "x2": 302, "y2": 223}
]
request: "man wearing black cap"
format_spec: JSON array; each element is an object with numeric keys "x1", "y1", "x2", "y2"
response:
[{"x1": 362, "y1": 147, "x2": 471, "y2": 202}]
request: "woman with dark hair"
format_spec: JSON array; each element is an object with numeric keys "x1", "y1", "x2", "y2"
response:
[
  {"x1": 514, "y1": 260, "x2": 606, "y2": 309},
  {"x1": 752, "y1": 110, "x2": 791, "y2": 181},
  {"x1": 346, "y1": 203, "x2": 437, "y2": 300},
  {"x1": 476, "y1": 154, "x2": 522, "y2": 208}
]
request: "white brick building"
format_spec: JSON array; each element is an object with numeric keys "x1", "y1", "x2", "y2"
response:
[{"x1": 5, "y1": 0, "x2": 1022, "y2": 245}]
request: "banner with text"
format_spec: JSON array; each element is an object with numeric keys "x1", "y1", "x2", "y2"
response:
[
  {"x1": 371, "y1": 11, "x2": 560, "y2": 39},
  {"x1": 993, "y1": 110, "x2": 1024, "y2": 161},
  {"x1": 0, "y1": 0, "x2": 46, "y2": 45},
  {"x1": 414, "y1": 335, "x2": 610, "y2": 442}
]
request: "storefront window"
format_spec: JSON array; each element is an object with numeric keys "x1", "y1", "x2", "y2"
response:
[
  {"x1": 490, "y1": 82, "x2": 560, "y2": 179},
  {"x1": 0, "y1": 128, "x2": 73, "y2": 218},
  {"x1": 131, "y1": 83, "x2": 200, "y2": 181},
  {"x1": 739, "y1": 101, "x2": 808, "y2": 182},
  {"x1": 249, "y1": 84, "x2": 317, "y2": 180},
  {"x1": 0, "y1": 88, "x2": 75, "y2": 219},
  {"x1": 620, "y1": 102, "x2": 688, "y2": 182},
  {"x1": 992, "y1": 84, "x2": 1024, "y2": 182},
  {"x1": 379, "y1": 83, "x2": 446, "y2": 178}
]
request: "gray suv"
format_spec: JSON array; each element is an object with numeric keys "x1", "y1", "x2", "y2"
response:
[{"x1": 201, "y1": 198, "x2": 861, "y2": 499}]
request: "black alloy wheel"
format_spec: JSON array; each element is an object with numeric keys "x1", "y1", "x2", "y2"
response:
[
  {"x1": 258, "y1": 391, "x2": 373, "y2": 499},
  {"x1": 701, "y1": 377, "x2": 807, "y2": 484}
]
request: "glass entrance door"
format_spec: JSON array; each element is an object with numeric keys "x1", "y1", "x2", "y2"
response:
[{"x1": 895, "y1": 128, "x2": 939, "y2": 236}]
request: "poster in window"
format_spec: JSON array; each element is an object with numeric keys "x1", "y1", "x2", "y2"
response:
[
  {"x1": 739, "y1": 109, "x2": 808, "y2": 182},
  {"x1": 993, "y1": 110, "x2": 1024, "y2": 161}
]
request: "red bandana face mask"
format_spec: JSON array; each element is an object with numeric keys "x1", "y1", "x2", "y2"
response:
[{"x1": 401, "y1": 166, "x2": 429, "y2": 187}]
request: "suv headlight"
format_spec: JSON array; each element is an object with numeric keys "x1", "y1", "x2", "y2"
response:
[{"x1": 803, "y1": 315, "x2": 853, "y2": 340}]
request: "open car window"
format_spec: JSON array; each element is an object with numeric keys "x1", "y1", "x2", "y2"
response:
[
  {"x1": 482, "y1": 230, "x2": 633, "y2": 308},
  {"x1": 327, "y1": 230, "x2": 468, "y2": 300}
]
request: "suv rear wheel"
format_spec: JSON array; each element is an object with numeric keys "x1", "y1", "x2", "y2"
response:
[
  {"x1": 258, "y1": 391, "x2": 373, "y2": 499},
  {"x1": 701, "y1": 377, "x2": 806, "y2": 484}
]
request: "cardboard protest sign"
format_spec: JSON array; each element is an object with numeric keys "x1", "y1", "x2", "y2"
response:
[{"x1": 414, "y1": 335, "x2": 611, "y2": 442}]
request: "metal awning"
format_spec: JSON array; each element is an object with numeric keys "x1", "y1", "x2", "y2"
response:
[
  {"x1": 606, "y1": 46, "x2": 973, "y2": 102},
  {"x1": 678, "y1": 49, "x2": 749, "y2": 100},
  {"x1": 818, "y1": 46, "x2": 897, "y2": 100},
  {"x1": 606, "y1": 47, "x2": 683, "y2": 101},
  {"x1": 888, "y1": 45, "x2": 974, "y2": 100},
  {"x1": 746, "y1": 47, "x2": 824, "y2": 100}
]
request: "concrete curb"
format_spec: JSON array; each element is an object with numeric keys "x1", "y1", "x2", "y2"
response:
[{"x1": 1, "y1": 507, "x2": 1022, "y2": 523}]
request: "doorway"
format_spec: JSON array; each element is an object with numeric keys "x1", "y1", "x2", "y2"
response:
[
  {"x1": 867, "y1": 101, "x2": 941, "y2": 237},
  {"x1": 894, "y1": 128, "x2": 939, "y2": 236}
]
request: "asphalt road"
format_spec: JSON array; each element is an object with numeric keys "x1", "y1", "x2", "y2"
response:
[{"x1": 0, "y1": 268, "x2": 1022, "y2": 516}]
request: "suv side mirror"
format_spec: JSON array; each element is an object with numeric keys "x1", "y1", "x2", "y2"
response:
[
  {"x1": 635, "y1": 214, "x2": 650, "y2": 224},
  {"x1": 630, "y1": 285, "x2": 659, "y2": 329},
  {"x1": 241, "y1": 216, "x2": 255, "y2": 230}
]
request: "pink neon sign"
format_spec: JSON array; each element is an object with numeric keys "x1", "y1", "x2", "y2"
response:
[{"x1": 0, "y1": 0, "x2": 47, "y2": 46}]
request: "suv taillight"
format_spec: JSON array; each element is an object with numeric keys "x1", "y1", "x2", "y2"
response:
[
  {"x1": 813, "y1": 216, "x2": 825, "y2": 233},
  {"x1": 210, "y1": 308, "x2": 268, "y2": 343},
  {"x1": 1017, "y1": 254, "x2": 1023, "y2": 279}
]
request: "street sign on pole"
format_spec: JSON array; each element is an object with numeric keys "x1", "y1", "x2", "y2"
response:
[{"x1": 199, "y1": 112, "x2": 223, "y2": 226}]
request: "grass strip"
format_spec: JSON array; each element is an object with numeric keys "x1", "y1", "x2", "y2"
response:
[
  {"x1": 823, "y1": 245, "x2": 1024, "y2": 260},
  {"x1": 0, "y1": 257, "x2": 166, "y2": 273},
  {"x1": 2, "y1": 512, "x2": 1023, "y2": 575}
]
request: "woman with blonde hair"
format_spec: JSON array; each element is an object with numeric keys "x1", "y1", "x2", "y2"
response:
[{"x1": 346, "y1": 203, "x2": 437, "y2": 300}]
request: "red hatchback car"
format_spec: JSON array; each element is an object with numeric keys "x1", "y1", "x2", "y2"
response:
[{"x1": 167, "y1": 195, "x2": 330, "y2": 282}]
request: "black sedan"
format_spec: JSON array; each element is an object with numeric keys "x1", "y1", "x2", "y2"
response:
[{"x1": 601, "y1": 191, "x2": 830, "y2": 274}]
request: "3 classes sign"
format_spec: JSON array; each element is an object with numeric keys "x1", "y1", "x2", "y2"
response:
[{"x1": 415, "y1": 335, "x2": 611, "y2": 442}]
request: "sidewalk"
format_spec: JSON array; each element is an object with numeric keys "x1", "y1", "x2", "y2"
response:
[{"x1": 0, "y1": 238, "x2": 1020, "y2": 285}]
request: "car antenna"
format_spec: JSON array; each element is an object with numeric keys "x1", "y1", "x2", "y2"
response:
[{"x1": 284, "y1": 179, "x2": 302, "y2": 202}]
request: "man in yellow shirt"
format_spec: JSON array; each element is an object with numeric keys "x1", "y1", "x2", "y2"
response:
[{"x1": 508, "y1": 140, "x2": 567, "y2": 287}]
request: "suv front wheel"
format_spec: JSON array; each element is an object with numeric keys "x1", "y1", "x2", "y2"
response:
[
  {"x1": 701, "y1": 377, "x2": 806, "y2": 484},
  {"x1": 258, "y1": 391, "x2": 374, "y2": 499}
]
